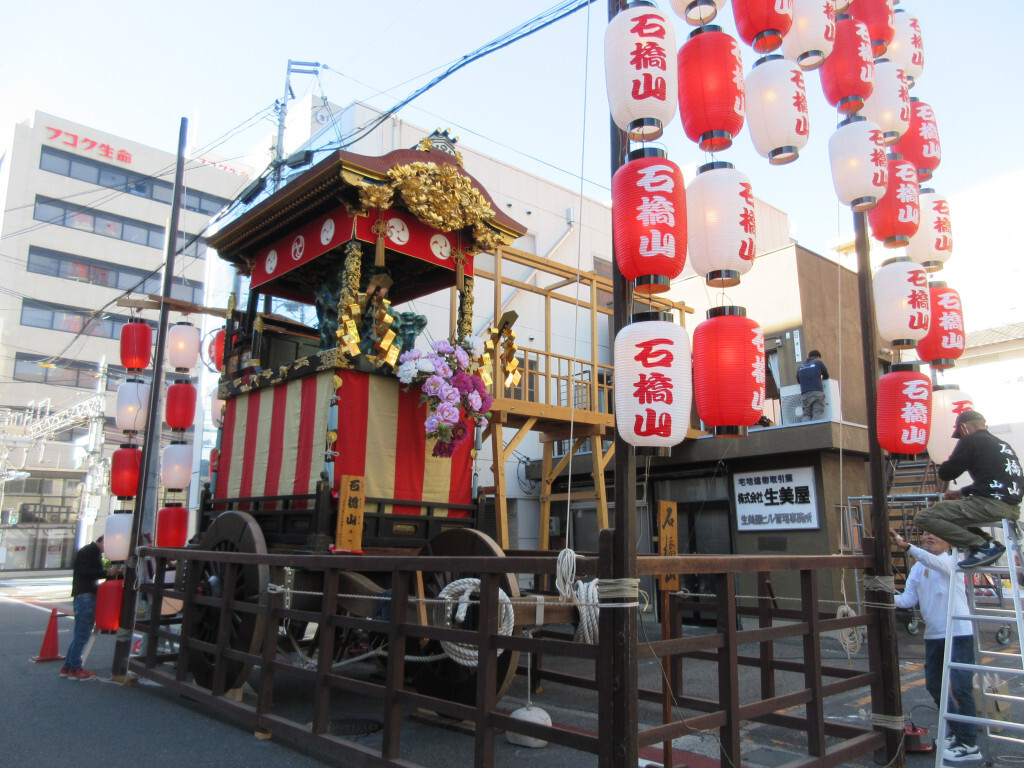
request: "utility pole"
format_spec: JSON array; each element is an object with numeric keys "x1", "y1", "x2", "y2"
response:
[
  {"x1": 271, "y1": 59, "x2": 320, "y2": 192},
  {"x1": 607, "y1": 2, "x2": 638, "y2": 767},
  {"x1": 111, "y1": 117, "x2": 189, "y2": 680}
]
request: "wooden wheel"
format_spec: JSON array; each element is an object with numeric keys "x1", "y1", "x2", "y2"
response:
[
  {"x1": 410, "y1": 528, "x2": 520, "y2": 706},
  {"x1": 187, "y1": 511, "x2": 269, "y2": 689}
]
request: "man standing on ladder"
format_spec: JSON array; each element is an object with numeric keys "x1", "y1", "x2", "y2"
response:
[
  {"x1": 890, "y1": 529, "x2": 981, "y2": 762},
  {"x1": 914, "y1": 410, "x2": 1023, "y2": 568}
]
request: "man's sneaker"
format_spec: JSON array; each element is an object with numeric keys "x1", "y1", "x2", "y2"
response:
[
  {"x1": 58, "y1": 667, "x2": 70, "y2": 677},
  {"x1": 943, "y1": 740, "x2": 982, "y2": 762},
  {"x1": 958, "y1": 541, "x2": 1005, "y2": 569},
  {"x1": 70, "y1": 669, "x2": 97, "y2": 680}
]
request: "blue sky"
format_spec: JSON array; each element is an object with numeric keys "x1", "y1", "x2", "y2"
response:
[{"x1": 2, "y1": 0, "x2": 1022, "y2": 258}]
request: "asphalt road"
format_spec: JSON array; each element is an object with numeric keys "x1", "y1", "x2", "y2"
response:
[{"x1": 1, "y1": 572, "x2": 1021, "y2": 768}]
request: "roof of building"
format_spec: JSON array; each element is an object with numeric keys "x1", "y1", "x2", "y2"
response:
[{"x1": 965, "y1": 321, "x2": 1024, "y2": 349}]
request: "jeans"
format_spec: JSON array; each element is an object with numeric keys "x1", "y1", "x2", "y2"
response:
[
  {"x1": 65, "y1": 593, "x2": 96, "y2": 672},
  {"x1": 800, "y1": 390, "x2": 825, "y2": 421},
  {"x1": 925, "y1": 635, "x2": 978, "y2": 747}
]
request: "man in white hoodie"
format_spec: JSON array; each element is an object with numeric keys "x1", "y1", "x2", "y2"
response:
[{"x1": 890, "y1": 529, "x2": 981, "y2": 762}]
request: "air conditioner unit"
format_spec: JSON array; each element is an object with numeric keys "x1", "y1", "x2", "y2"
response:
[{"x1": 780, "y1": 379, "x2": 841, "y2": 425}]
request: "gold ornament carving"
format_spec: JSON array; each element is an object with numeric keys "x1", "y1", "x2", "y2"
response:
[{"x1": 387, "y1": 162, "x2": 495, "y2": 232}]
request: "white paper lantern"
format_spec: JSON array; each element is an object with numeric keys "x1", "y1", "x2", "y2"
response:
[
  {"x1": 745, "y1": 55, "x2": 809, "y2": 165},
  {"x1": 670, "y1": 0, "x2": 729, "y2": 25},
  {"x1": 613, "y1": 314, "x2": 692, "y2": 450},
  {"x1": 104, "y1": 512, "x2": 133, "y2": 561},
  {"x1": 167, "y1": 322, "x2": 201, "y2": 370},
  {"x1": 605, "y1": 2, "x2": 678, "y2": 141},
  {"x1": 906, "y1": 189, "x2": 952, "y2": 271},
  {"x1": 782, "y1": 0, "x2": 835, "y2": 70},
  {"x1": 888, "y1": 9, "x2": 924, "y2": 87},
  {"x1": 686, "y1": 162, "x2": 757, "y2": 287},
  {"x1": 115, "y1": 378, "x2": 151, "y2": 433},
  {"x1": 161, "y1": 442, "x2": 193, "y2": 490},
  {"x1": 873, "y1": 258, "x2": 930, "y2": 349},
  {"x1": 927, "y1": 386, "x2": 974, "y2": 465},
  {"x1": 828, "y1": 116, "x2": 888, "y2": 211},
  {"x1": 211, "y1": 390, "x2": 225, "y2": 429},
  {"x1": 860, "y1": 59, "x2": 910, "y2": 145}
]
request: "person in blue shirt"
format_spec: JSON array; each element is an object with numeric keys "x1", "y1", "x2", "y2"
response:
[{"x1": 796, "y1": 350, "x2": 829, "y2": 422}]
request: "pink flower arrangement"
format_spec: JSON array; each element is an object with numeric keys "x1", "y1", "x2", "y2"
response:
[{"x1": 397, "y1": 338, "x2": 493, "y2": 458}]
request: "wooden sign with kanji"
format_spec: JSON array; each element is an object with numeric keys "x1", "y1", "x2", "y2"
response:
[
  {"x1": 336, "y1": 475, "x2": 366, "y2": 552},
  {"x1": 658, "y1": 500, "x2": 679, "y2": 591}
]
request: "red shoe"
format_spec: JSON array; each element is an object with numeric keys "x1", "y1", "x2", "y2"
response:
[
  {"x1": 71, "y1": 669, "x2": 97, "y2": 680},
  {"x1": 58, "y1": 667, "x2": 70, "y2": 677}
]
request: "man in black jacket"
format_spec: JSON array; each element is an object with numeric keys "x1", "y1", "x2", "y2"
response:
[
  {"x1": 59, "y1": 535, "x2": 115, "y2": 679},
  {"x1": 915, "y1": 410, "x2": 1022, "y2": 568}
]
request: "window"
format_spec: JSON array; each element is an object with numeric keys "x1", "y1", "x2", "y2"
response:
[
  {"x1": 39, "y1": 146, "x2": 230, "y2": 214},
  {"x1": 32, "y1": 195, "x2": 207, "y2": 259},
  {"x1": 20, "y1": 298, "x2": 157, "y2": 341},
  {"x1": 27, "y1": 247, "x2": 203, "y2": 303},
  {"x1": 13, "y1": 353, "x2": 126, "y2": 392}
]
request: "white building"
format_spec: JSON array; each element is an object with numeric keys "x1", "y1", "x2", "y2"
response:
[{"x1": 0, "y1": 111, "x2": 248, "y2": 568}]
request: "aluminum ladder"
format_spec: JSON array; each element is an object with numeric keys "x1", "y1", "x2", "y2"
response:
[{"x1": 934, "y1": 519, "x2": 1024, "y2": 765}]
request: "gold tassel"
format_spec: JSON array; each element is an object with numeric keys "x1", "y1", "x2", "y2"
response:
[{"x1": 371, "y1": 218, "x2": 388, "y2": 268}]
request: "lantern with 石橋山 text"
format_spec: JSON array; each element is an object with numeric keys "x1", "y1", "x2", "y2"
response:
[
  {"x1": 867, "y1": 154, "x2": 919, "y2": 248},
  {"x1": 873, "y1": 258, "x2": 930, "y2": 349},
  {"x1": 818, "y1": 14, "x2": 874, "y2": 114},
  {"x1": 677, "y1": 26, "x2": 746, "y2": 151},
  {"x1": 907, "y1": 189, "x2": 952, "y2": 271},
  {"x1": 889, "y1": 9, "x2": 924, "y2": 87},
  {"x1": 860, "y1": 59, "x2": 910, "y2": 146},
  {"x1": 686, "y1": 162, "x2": 757, "y2": 287},
  {"x1": 849, "y1": 0, "x2": 894, "y2": 57},
  {"x1": 915, "y1": 282, "x2": 964, "y2": 370},
  {"x1": 894, "y1": 98, "x2": 940, "y2": 182},
  {"x1": 611, "y1": 148, "x2": 687, "y2": 294},
  {"x1": 828, "y1": 115, "x2": 888, "y2": 211},
  {"x1": 731, "y1": 0, "x2": 793, "y2": 54},
  {"x1": 876, "y1": 364, "x2": 931, "y2": 457},
  {"x1": 605, "y1": 1, "x2": 677, "y2": 141},
  {"x1": 692, "y1": 307, "x2": 765, "y2": 437},
  {"x1": 745, "y1": 55, "x2": 810, "y2": 165},
  {"x1": 928, "y1": 385, "x2": 974, "y2": 464},
  {"x1": 782, "y1": 0, "x2": 835, "y2": 71},
  {"x1": 613, "y1": 313, "x2": 692, "y2": 450}
]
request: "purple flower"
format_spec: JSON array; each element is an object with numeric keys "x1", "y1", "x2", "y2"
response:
[
  {"x1": 399, "y1": 349, "x2": 423, "y2": 363},
  {"x1": 467, "y1": 391, "x2": 482, "y2": 412},
  {"x1": 436, "y1": 402, "x2": 461, "y2": 425},
  {"x1": 451, "y1": 371, "x2": 474, "y2": 396},
  {"x1": 480, "y1": 394, "x2": 494, "y2": 413},
  {"x1": 424, "y1": 412, "x2": 440, "y2": 433},
  {"x1": 422, "y1": 375, "x2": 446, "y2": 397},
  {"x1": 471, "y1": 375, "x2": 487, "y2": 398},
  {"x1": 432, "y1": 439, "x2": 456, "y2": 458},
  {"x1": 438, "y1": 383, "x2": 461, "y2": 404},
  {"x1": 450, "y1": 421, "x2": 468, "y2": 444},
  {"x1": 477, "y1": 416, "x2": 489, "y2": 431},
  {"x1": 427, "y1": 354, "x2": 452, "y2": 379},
  {"x1": 453, "y1": 345, "x2": 470, "y2": 369},
  {"x1": 431, "y1": 339, "x2": 454, "y2": 354}
]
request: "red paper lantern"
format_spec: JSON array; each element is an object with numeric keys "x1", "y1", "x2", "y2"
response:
[
  {"x1": 110, "y1": 445, "x2": 142, "y2": 498},
  {"x1": 867, "y1": 155, "x2": 919, "y2": 248},
  {"x1": 818, "y1": 14, "x2": 874, "y2": 114},
  {"x1": 894, "y1": 98, "x2": 940, "y2": 182},
  {"x1": 889, "y1": 9, "x2": 924, "y2": 87},
  {"x1": 165, "y1": 381, "x2": 197, "y2": 430},
  {"x1": 677, "y1": 26, "x2": 745, "y2": 151},
  {"x1": 613, "y1": 313, "x2": 693, "y2": 450},
  {"x1": 604, "y1": 2, "x2": 678, "y2": 141},
  {"x1": 915, "y1": 283, "x2": 964, "y2": 369},
  {"x1": 876, "y1": 364, "x2": 931, "y2": 456},
  {"x1": 692, "y1": 307, "x2": 765, "y2": 437},
  {"x1": 209, "y1": 328, "x2": 225, "y2": 371},
  {"x1": 849, "y1": 0, "x2": 894, "y2": 57},
  {"x1": 906, "y1": 189, "x2": 952, "y2": 271},
  {"x1": 96, "y1": 579, "x2": 124, "y2": 632},
  {"x1": 156, "y1": 505, "x2": 189, "y2": 548},
  {"x1": 731, "y1": 0, "x2": 793, "y2": 54},
  {"x1": 611, "y1": 148, "x2": 687, "y2": 294},
  {"x1": 119, "y1": 322, "x2": 152, "y2": 371}
]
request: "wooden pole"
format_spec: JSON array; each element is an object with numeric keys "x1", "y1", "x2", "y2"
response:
[{"x1": 853, "y1": 210, "x2": 905, "y2": 766}]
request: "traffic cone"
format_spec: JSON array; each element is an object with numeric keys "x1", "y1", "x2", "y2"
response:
[{"x1": 31, "y1": 608, "x2": 65, "y2": 663}]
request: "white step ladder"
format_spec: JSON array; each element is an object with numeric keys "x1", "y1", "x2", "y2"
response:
[{"x1": 934, "y1": 519, "x2": 1024, "y2": 765}]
